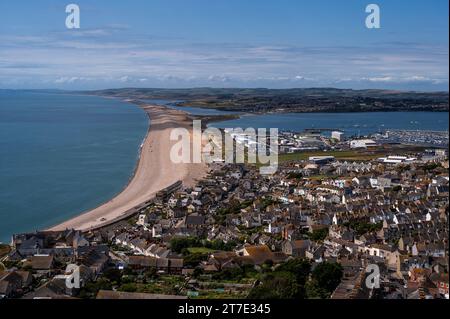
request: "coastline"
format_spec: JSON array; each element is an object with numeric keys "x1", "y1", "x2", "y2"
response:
[
  {"x1": 37, "y1": 99, "x2": 449, "y2": 233},
  {"x1": 49, "y1": 103, "x2": 207, "y2": 232}
]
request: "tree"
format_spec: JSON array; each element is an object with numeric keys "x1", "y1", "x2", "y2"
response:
[
  {"x1": 309, "y1": 227, "x2": 329, "y2": 241},
  {"x1": 103, "y1": 268, "x2": 122, "y2": 285},
  {"x1": 263, "y1": 259, "x2": 274, "y2": 268},
  {"x1": 311, "y1": 262, "x2": 343, "y2": 295},
  {"x1": 81, "y1": 278, "x2": 112, "y2": 297},
  {"x1": 143, "y1": 268, "x2": 157, "y2": 282},
  {"x1": 183, "y1": 253, "x2": 208, "y2": 267},
  {"x1": 248, "y1": 272, "x2": 300, "y2": 299},
  {"x1": 344, "y1": 220, "x2": 382, "y2": 236},
  {"x1": 212, "y1": 268, "x2": 244, "y2": 281},
  {"x1": 193, "y1": 267, "x2": 204, "y2": 278},
  {"x1": 276, "y1": 258, "x2": 311, "y2": 285},
  {"x1": 205, "y1": 239, "x2": 236, "y2": 251},
  {"x1": 305, "y1": 280, "x2": 330, "y2": 299},
  {"x1": 170, "y1": 237, "x2": 201, "y2": 253},
  {"x1": 119, "y1": 283, "x2": 137, "y2": 292}
]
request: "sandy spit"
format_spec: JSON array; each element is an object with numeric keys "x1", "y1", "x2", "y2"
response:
[{"x1": 49, "y1": 104, "x2": 207, "y2": 231}]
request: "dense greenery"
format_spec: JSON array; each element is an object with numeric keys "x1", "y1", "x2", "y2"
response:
[
  {"x1": 308, "y1": 227, "x2": 329, "y2": 241},
  {"x1": 248, "y1": 271, "x2": 301, "y2": 299},
  {"x1": 170, "y1": 237, "x2": 236, "y2": 254},
  {"x1": 183, "y1": 253, "x2": 209, "y2": 268},
  {"x1": 260, "y1": 198, "x2": 278, "y2": 209},
  {"x1": 276, "y1": 258, "x2": 311, "y2": 285},
  {"x1": 248, "y1": 259, "x2": 343, "y2": 299},
  {"x1": 211, "y1": 265, "x2": 258, "y2": 282},
  {"x1": 312, "y1": 262, "x2": 343, "y2": 292},
  {"x1": 249, "y1": 259, "x2": 310, "y2": 299},
  {"x1": 343, "y1": 221, "x2": 383, "y2": 236},
  {"x1": 216, "y1": 200, "x2": 253, "y2": 217},
  {"x1": 306, "y1": 262, "x2": 343, "y2": 298},
  {"x1": 78, "y1": 278, "x2": 113, "y2": 298},
  {"x1": 169, "y1": 237, "x2": 239, "y2": 268},
  {"x1": 103, "y1": 268, "x2": 123, "y2": 284},
  {"x1": 120, "y1": 283, "x2": 138, "y2": 292},
  {"x1": 170, "y1": 237, "x2": 203, "y2": 253},
  {"x1": 78, "y1": 267, "x2": 185, "y2": 298}
]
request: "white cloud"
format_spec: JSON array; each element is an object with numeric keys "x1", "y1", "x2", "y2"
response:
[
  {"x1": 363, "y1": 76, "x2": 394, "y2": 82},
  {"x1": 0, "y1": 29, "x2": 447, "y2": 90},
  {"x1": 54, "y1": 76, "x2": 87, "y2": 84},
  {"x1": 118, "y1": 76, "x2": 131, "y2": 83}
]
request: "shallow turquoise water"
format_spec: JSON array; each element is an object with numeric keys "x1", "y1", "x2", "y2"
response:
[{"x1": 0, "y1": 91, "x2": 148, "y2": 242}]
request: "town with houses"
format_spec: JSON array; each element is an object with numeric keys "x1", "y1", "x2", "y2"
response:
[{"x1": 1, "y1": 130, "x2": 449, "y2": 300}]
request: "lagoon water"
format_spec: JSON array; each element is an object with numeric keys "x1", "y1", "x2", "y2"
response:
[
  {"x1": 147, "y1": 99, "x2": 449, "y2": 136},
  {"x1": 210, "y1": 112, "x2": 449, "y2": 136},
  {"x1": 0, "y1": 91, "x2": 148, "y2": 242}
]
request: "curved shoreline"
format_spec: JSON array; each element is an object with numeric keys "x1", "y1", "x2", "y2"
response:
[{"x1": 49, "y1": 103, "x2": 207, "y2": 231}]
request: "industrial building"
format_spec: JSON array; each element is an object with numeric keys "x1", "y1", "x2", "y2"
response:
[{"x1": 349, "y1": 139, "x2": 377, "y2": 149}]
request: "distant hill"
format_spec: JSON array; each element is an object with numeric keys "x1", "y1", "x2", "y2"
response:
[{"x1": 85, "y1": 87, "x2": 449, "y2": 113}]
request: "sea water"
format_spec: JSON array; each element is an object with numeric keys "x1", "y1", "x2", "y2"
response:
[{"x1": 0, "y1": 91, "x2": 148, "y2": 242}]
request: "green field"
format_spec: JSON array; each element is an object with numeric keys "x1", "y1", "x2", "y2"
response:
[
  {"x1": 251, "y1": 150, "x2": 383, "y2": 170},
  {"x1": 278, "y1": 150, "x2": 382, "y2": 163}
]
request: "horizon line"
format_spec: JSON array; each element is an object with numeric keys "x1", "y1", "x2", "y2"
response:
[{"x1": 1, "y1": 87, "x2": 449, "y2": 94}]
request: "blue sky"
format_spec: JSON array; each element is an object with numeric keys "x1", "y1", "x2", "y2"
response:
[{"x1": 0, "y1": 0, "x2": 448, "y2": 90}]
